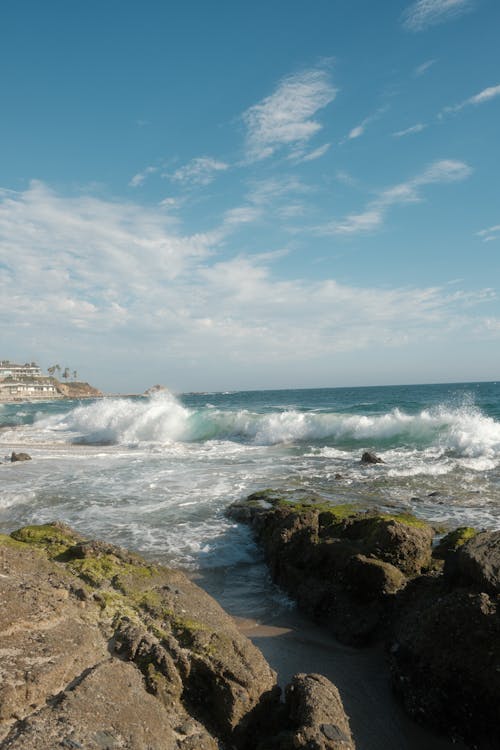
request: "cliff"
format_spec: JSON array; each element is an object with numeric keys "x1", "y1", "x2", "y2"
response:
[{"x1": 53, "y1": 381, "x2": 103, "y2": 399}]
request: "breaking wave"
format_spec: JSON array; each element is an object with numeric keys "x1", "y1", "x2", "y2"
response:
[{"x1": 33, "y1": 391, "x2": 500, "y2": 459}]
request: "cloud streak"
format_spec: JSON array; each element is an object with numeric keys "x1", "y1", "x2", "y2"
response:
[
  {"x1": 441, "y1": 84, "x2": 500, "y2": 116},
  {"x1": 403, "y1": 0, "x2": 475, "y2": 31},
  {"x1": 392, "y1": 123, "x2": 427, "y2": 137},
  {"x1": 477, "y1": 224, "x2": 500, "y2": 242},
  {"x1": 319, "y1": 159, "x2": 472, "y2": 235},
  {"x1": 242, "y1": 68, "x2": 337, "y2": 162}
]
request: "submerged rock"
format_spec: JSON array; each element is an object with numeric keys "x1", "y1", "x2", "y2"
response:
[
  {"x1": 10, "y1": 452, "x2": 31, "y2": 462},
  {"x1": 361, "y1": 451, "x2": 384, "y2": 464}
]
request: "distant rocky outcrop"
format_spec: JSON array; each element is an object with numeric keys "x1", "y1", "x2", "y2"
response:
[
  {"x1": 229, "y1": 489, "x2": 500, "y2": 749},
  {"x1": 53, "y1": 381, "x2": 103, "y2": 399},
  {"x1": 144, "y1": 384, "x2": 170, "y2": 396},
  {"x1": 0, "y1": 523, "x2": 355, "y2": 750}
]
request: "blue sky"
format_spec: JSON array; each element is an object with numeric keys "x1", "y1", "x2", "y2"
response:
[{"x1": 1, "y1": 0, "x2": 499, "y2": 392}]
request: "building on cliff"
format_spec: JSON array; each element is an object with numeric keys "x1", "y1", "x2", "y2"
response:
[
  {"x1": 0, "y1": 360, "x2": 60, "y2": 401},
  {"x1": 0, "y1": 360, "x2": 42, "y2": 379}
]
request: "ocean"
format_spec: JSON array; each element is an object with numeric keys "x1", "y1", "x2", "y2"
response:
[{"x1": 1, "y1": 381, "x2": 500, "y2": 619}]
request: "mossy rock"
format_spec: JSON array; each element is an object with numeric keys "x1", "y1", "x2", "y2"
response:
[
  {"x1": 434, "y1": 527, "x2": 477, "y2": 559},
  {"x1": 10, "y1": 522, "x2": 81, "y2": 557}
]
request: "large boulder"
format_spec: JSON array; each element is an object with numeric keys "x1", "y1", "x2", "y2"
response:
[
  {"x1": 445, "y1": 530, "x2": 500, "y2": 595},
  {"x1": 228, "y1": 492, "x2": 434, "y2": 644},
  {"x1": 389, "y1": 532, "x2": 500, "y2": 749},
  {"x1": 0, "y1": 524, "x2": 279, "y2": 749}
]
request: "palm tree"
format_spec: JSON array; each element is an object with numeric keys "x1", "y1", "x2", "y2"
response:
[
  {"x1": 72, "y1": 370, "x2": 78, "y2": 381},
  {"x1": 62, "y1": 367, "x2": 70, "y2": 381}
]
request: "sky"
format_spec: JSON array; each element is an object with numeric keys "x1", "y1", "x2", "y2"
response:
[{"x1": 1, "y1": 0, "x2": 499, "y2": 393}]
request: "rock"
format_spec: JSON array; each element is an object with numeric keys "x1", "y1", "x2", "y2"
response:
[
  {"x1": 228, "y1": 492, "x2": 434, "y2": 644},
  {"x1": 361, "y1": 451, "x2": 384, "y2": 464},
  {"x1": 445, "y1": 529, "x2": 500, "y2": 595},
  {"x1": 10, "y1": 452, "x2": 31, "y2": 462},
  {"x1": 389, "y1": 574, "x2": 500, "y2": 749},
  {"x1": 0, "y1": 524, "x2": 280, "y2": 748},
  {"x1": 433, "y1": 526, "x2": 477, "y2": 559},
  {"x1": 54, "y1": 382, "x2": 102, "y2": 399},
  {"x1": 144, "y1": 384, "x2": 169, "y2": 396},
  {"x1": 345, "y1": 516, "x2": 434, "y2": 576},
  {"x1": 279, "y1": 673, "x2": 355, "y2": 749}
]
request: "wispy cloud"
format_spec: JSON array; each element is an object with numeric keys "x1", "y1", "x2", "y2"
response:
[
  {"x1": 242, "y1": 68, "x2": 337, "y2": 162},
  {"x1": 289, "y1": 143, "x2": 331, "y2": 163},
  {"x1": 403, "y1": 0, "x2": 475, "y2": 32},
  {"x1": 344, "y1": 107, "x2": 387, "y2": 142},
  {"x1": 414, "y1": 59, "x2": 437, "y2": 76},
  {"x1": 477, "y1": 224, "x2": 500, "y2": 242},
  {"x1": 441, "y1": 84, "x2": 500, "y2": 116},
  {"x1": 320, "y1": 159, "x2": 472, "y2": 235},
  {"x1": 129, "y1": 166, "x2": 158, "y2": 188},
  {"x1": 392, "y1": 123, "x2": 427, "y2": 137},
  {"x1": 170, "y1": 157, "x2": 229, "y2": 186}
]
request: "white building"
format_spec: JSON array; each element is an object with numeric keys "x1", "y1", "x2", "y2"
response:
[
  {"x1": 0, "y1": 360, "x2": 60, "y2": 401},
  {"x1": 0, "y1": 361, "x2": 42, "y2": 379}
]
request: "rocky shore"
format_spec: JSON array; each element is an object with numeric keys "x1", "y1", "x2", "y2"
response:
[
  {"x1": 1, "y1": 494, "x2": 498, "y2": 749},
  {"x1": 0, "y1": 523, "x2": 355, "y2": 750},
  {"x1": 228, "y1": 490, "x2": 500, "y2": 749}
]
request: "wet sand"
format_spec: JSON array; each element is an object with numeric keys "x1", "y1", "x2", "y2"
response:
[{"x1": 236, "y1": 609, "x2": 466, "y2": 750}]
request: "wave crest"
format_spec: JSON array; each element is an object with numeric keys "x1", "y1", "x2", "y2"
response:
[{"x1": 34, "y1": 392, "x2": 500, "y2": 457}]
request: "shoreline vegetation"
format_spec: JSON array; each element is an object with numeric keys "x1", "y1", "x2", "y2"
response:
[{"x1": 1, "y1": 492, "x2": 498, "y2": 748}]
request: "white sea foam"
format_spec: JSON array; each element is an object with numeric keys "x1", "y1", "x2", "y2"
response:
[{"x1": 25, "y1": 393, "x2": 500, "y2": 465}]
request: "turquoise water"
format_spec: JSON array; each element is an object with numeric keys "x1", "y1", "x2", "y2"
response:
[{"x1": 1, "y1": 382, "x2": 499, "y2": 616}]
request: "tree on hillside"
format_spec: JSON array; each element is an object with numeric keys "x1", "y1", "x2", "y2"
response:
[
  {"x1": 48, "y1": 364, "x2": 61, "y2": 379},
  {"x1": 62, "y1": 367, "x2": 70, "y2": 381},
  {"x1": 73, "y1": 370, "x2": 78, "y2": 381}
]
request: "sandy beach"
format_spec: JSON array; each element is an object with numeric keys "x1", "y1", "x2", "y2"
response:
[{"x1": 237, "y1": 609, "x2": 466, "y2": 750}]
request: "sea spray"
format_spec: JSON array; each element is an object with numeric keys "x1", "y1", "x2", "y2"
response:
[{"x1": 24, "y1": 390, "x2": 500, "y2": 459}]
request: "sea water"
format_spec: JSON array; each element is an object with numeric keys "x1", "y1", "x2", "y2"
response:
[{"x1": 1, "y1": 382, "x2": 499, "y2": 618}]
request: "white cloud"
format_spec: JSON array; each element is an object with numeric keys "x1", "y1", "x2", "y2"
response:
[
  {"x1": 129, "y1": 166, "x2": 158, "y2": 188},
  {"x1": 320, "y1": 159, "x2": 472, "y2": 235},
  {"x1": 441, "y1": 84, "x2": 500, "y2": 116},
  {"x1": 477, "y1": 224, "x2": 500, "y2": 242},
  {"x1": 1, "y1": 180, "x2": 495, "y2": 391},
  {"x1": 403, "y1": 0, "x2": 475, "y2": 31},
  {"x1": 392, "y1": 123, "x2": 427, "y2": 137},
  {"x1": 414, "y1": 59, "x2": 437, "y2": 76},
  {"x1": 170, "y1": 157, "x2": 229, "y2": 186},
  {"x1": 242, "y1": 68, "x2": 337, "y2": 161}
]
